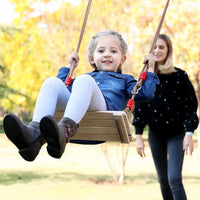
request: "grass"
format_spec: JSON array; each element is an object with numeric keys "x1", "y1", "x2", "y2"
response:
[{"x1": 0, "y1": 134, "x2": 200, "y2": 200}]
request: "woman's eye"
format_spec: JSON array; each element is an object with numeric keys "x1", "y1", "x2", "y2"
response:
[{"x1": 159, "y1": 45, "x2": 165, "y2": 50}]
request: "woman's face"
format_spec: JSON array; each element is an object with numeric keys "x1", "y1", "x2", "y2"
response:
[{"x1": 153, "y1": 38, "x2": 168, "y2": 65}]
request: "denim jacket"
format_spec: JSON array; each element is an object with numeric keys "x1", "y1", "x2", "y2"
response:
[{"x1": 56, "y1": 67, "x2": 159, "y2": 111}]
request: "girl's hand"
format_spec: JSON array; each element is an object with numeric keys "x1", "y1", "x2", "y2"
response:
[
  {"x1": 135, "y1": 134, "x2": 146, "y2": 157},
  {"x1": 183, "y1": 135, "x2": 194, "y2": 156},
  {"x1": 67, "y1": 52, "x2": 79, "y2": 69},
  {"x1": 143, "y1": 53, "x2": 156, "y2": 73}
]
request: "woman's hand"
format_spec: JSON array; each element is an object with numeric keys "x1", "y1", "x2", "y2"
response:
[
  {"x1": 183, "y1": 135, "x2": 194, "y2": 156},
  {"x1": 135, "y1": 134, "x2": 146, "y2": 158},
  {"x1": 67, "y1": 52, "x2": 80, "y2": 69},
  {"x1": 143, "y1": 53, "x2": 156, "y2": 73}
]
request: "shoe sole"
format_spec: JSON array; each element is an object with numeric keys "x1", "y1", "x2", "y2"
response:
[
  {"x1": 3, "y1": 114, "x2": 28, "y2": 150},
  {"x1": 40, "y1": 116, "x2": 62, "y2": 158}
]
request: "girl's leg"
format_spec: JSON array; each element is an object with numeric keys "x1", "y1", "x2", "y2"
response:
[
  {"x1": 34, "y1": 74, "x2": 107, "y2": 123},
  {"x1": 63, "y1": 74, "x2": 107, "y2": 123},
  {"x1": 40, "y1": 74, "x2": 107, "y2": 158},
  {"x1": 3, "y1": 77, "x2": 69, "y2": 161},
  {"x1": 168, "y1": 133, "x2": 187, "y2": 200},
  {"x1": 33, "y1": 77, "x2": 71, "y2": 122},
  {"x1": 148, "y1": 130, "x2": 173, "y2": 200}
]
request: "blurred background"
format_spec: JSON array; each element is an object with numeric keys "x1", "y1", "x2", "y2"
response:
[{"x1": 0, "y1": 1, "x2": 200, "y2": 199}]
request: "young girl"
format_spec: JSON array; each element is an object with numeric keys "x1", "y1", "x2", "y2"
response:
[
  {"x1": 133, "y1": 34, "x2": 199, "y2": 200},
  {"x1": 3, "y1": 30, "x2": 159, "y2": 161}
]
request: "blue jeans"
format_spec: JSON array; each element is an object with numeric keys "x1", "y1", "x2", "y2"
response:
[{"x1": 148, "y1": 130, "x2": 187, "y2": 200}]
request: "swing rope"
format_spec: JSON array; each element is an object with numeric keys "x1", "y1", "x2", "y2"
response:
[
  {"x1": 65, "y1": 0, "x2": 93, "y2": 86},
  {"x1": 124, "y1": 0, "x2": 171, "y2": 115}
]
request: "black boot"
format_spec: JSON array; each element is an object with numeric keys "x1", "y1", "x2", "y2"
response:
[
  {"x1": 3, "y1": 113, "x2": 44, "y2": 161},
  {"x1": 40, "y1": 115, "x2": 78, "y2": 159}
]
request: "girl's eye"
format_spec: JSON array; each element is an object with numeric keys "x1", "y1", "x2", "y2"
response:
[
  {"x1": 98, "y1": 50, "x2": 104, "y2": 53},
  {"x1": 111, "y1": 50, "x2": 117, "y2": 53}
]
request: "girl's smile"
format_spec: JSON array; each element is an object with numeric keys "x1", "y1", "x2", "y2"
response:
[{"x1": 89, "y1": 35, "x2": 126, "y2": 72}]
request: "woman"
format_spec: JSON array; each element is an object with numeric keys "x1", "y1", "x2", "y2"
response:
[{"x1": 132, "y1": 34, "x2": 199, "y2": 200}]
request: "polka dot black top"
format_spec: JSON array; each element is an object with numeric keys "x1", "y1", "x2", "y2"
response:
[{"x1": 132, "y1": 67, "x2": 199, "y2": 137}]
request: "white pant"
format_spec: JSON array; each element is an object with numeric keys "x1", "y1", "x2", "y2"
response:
[{"x1": 33, "y1": 75, "x2": 107, "y2": 123}]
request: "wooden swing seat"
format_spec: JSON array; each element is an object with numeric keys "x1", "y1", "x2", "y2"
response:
[{"x1": 54, "y1": 111, "x2": 133, "y2": 143}]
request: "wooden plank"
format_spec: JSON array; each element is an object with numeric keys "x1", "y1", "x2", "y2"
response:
[
  {"x1": 72, "y1": 134, "x2": 120, "y2": 141},
  {"x1": 54, "y1": 111, "x2": 114, "y2": 120},
  {"x1": 80, "y1": 119, "x2": 116, "y2": 127},
  {"x1": 53, "y1": 110, "x2": 131, "y2": 143},
  {"x1": 122, "y1": 113, "x2": 133, "y2": 142},
  {"x1": 114, "y1": 113, "x2": 129, "y2": 143},
  {"x1": 81, "y1": 112, "x2": 114, "y2": 119},
  {"x1": 77, "y1": 127, "x2": 118, "y2": 135}
]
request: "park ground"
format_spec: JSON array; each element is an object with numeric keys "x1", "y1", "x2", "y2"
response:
[{"x1": 0, "y1": 134, "x2": 200, "y2": 200}]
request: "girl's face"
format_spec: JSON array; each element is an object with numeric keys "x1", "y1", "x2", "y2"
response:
[
  {"x1": 89, "y1": 35, "x2": 126, "y2": 72},
  {"x1": 153, "y1": 38, "x2": 168, "y2": 65}
]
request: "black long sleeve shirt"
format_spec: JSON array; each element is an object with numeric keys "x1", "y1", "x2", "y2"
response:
[{"x1": 132, "y1": 67, "x2": 199, "y2": 137}]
